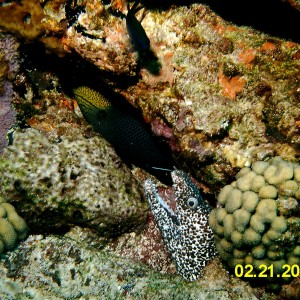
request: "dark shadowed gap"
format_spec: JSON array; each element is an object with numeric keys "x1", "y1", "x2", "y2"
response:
[
  {"x1": 201, "y1": 0, "x2": 300, "y2": 43},
  {"x1": 142, "y1": 0, "x2": 300, "y2": 43}
]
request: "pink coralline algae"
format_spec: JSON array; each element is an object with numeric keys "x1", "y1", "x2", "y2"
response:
[
  {"x1": 0, "y1": 82, "x2": 16, "y2": 153},
  {"x1": 150, "y1": 118, "x2": 179, "y2": 151},
  {"x1": 0, "y1": 33, "x2": 20, "y2": 154}
]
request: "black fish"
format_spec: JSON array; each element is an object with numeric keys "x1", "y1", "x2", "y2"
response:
[
  {"x1": 73, "y1": 86, "x2": 174, "y2": 185},
  {"x1": 126, "y1": 1, "x2": 150, "y2": 52}
]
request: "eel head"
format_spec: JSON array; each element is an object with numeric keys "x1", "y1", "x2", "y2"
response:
[{"x1": 144, "y1": 170, "x2": 216, "y2": 281}]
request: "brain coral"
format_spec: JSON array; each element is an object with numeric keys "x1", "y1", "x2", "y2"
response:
[
  {"x1": 0, "y1": 128, "x2": 147, "y2": 236},
  {"x1": 209, "y1": 156, "x2": 300, "y2": 289},
  {"x1": 0, "y1": 195, "x2": 28, "y2": 253}
]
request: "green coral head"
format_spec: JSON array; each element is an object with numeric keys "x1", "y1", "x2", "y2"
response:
[{"x1": 210, "y1": 156, "x2": 300, "y2": 290}]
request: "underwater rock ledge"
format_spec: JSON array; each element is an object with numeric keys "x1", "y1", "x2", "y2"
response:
[
  {"x1": 0, "y1": 234, "x2": 260, "y2": 299},
  {"x1": 0, "y1": 1, "x2": 299, "y2": 298},
  {"x1": 0, "y1": 128, "x2": 147, "y2": 236},
  {"x1": 0, "y1": 1, "x2": 299, "y2": 192}
]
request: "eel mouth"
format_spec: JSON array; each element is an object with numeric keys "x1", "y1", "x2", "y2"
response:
[{"x1": 144, "y1": 173, "x2": 179, "y2": 225}]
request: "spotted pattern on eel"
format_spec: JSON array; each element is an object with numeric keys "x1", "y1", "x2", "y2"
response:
[{"x1": 144, "y1": 170, "x2": 216, "y2": 281}]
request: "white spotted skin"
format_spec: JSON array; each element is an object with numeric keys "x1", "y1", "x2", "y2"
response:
[{"x1": 143, "y1": 170, "x2": 216, "y2": 281}]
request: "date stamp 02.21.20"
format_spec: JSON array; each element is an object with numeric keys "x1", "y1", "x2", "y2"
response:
[{"x1": 234, "y1": 264, "x2": 300, "y2": 278}]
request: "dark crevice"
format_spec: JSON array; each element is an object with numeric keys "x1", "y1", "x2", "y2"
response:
[
  {"x1": 142, "y1": 0, "x2": 300, "y2": 43},
  {"x1": 201, "y1": 0, "x2": 300, "y2": 43}
]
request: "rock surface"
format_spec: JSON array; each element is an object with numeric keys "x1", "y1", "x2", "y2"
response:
[
  {"x1": 0, "y1": 128, "x2": 147, "y2": 236},
  {"x1": 0, "y1": 2, "x2": 299, "y2": 191},
  {"x1": 0, "y1": 234, "x2": 262, "y2": 300},
  {"x1": 0, "y1": 1, "x2": 299, "y2": 298}
]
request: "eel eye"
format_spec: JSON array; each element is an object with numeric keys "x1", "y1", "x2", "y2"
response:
[{"x1": 186, "y1": 197, "x2": 199, "y2": 209}]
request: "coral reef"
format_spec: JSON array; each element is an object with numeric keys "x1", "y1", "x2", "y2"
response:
[
  {"x1": 0, "y1": 234, "x2": 263, "y2": 299},
  {"x1": 0, "y1": 32, "x2": 19, "y2": 153},
  {"x1": 104, "y1": 3, "x2": 300, "y2": 192},
  {"x1": 0, "y1": 195, "x2": 28, "y2": 253},
  {"x1": 0, "y1": 128, "x2": 147, "y2": 235},
  {"x1": 0, "y1": 0, "x2": 299, "y2": 297},
  {"x1": 0, "y1": 1, "x2": 299, "y2": 191},
  {"x1": 125, "y1": 4, "x2": 300, "y2": 191},
  {"x1": 0, "y1": 82, "x2": 16, "y2": 154},
  {"x1": 63, "y1": 0, "x2": 137, "y2": 75},
  {"x1": 209, "y1": 156, "x2": 300, "y2": 289}
]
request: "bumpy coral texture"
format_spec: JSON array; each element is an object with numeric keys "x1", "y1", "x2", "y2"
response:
[
  {"x1": 0, "y1": 195, "x2": 28, "y2": 253},
  {"x1": 209, "y1": 156, "x2": 300, "y2": 287},
  {"x1": 0, "y1": 128, "x2": 147, "y2": 235}
]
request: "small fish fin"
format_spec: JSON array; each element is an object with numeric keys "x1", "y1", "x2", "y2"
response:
[
  {"x1": 128, "y1": 1, "x2": 144, "y2": 15},
  {"x1": 151, "y1": 166, "x2": 173, "y2": 172}
]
